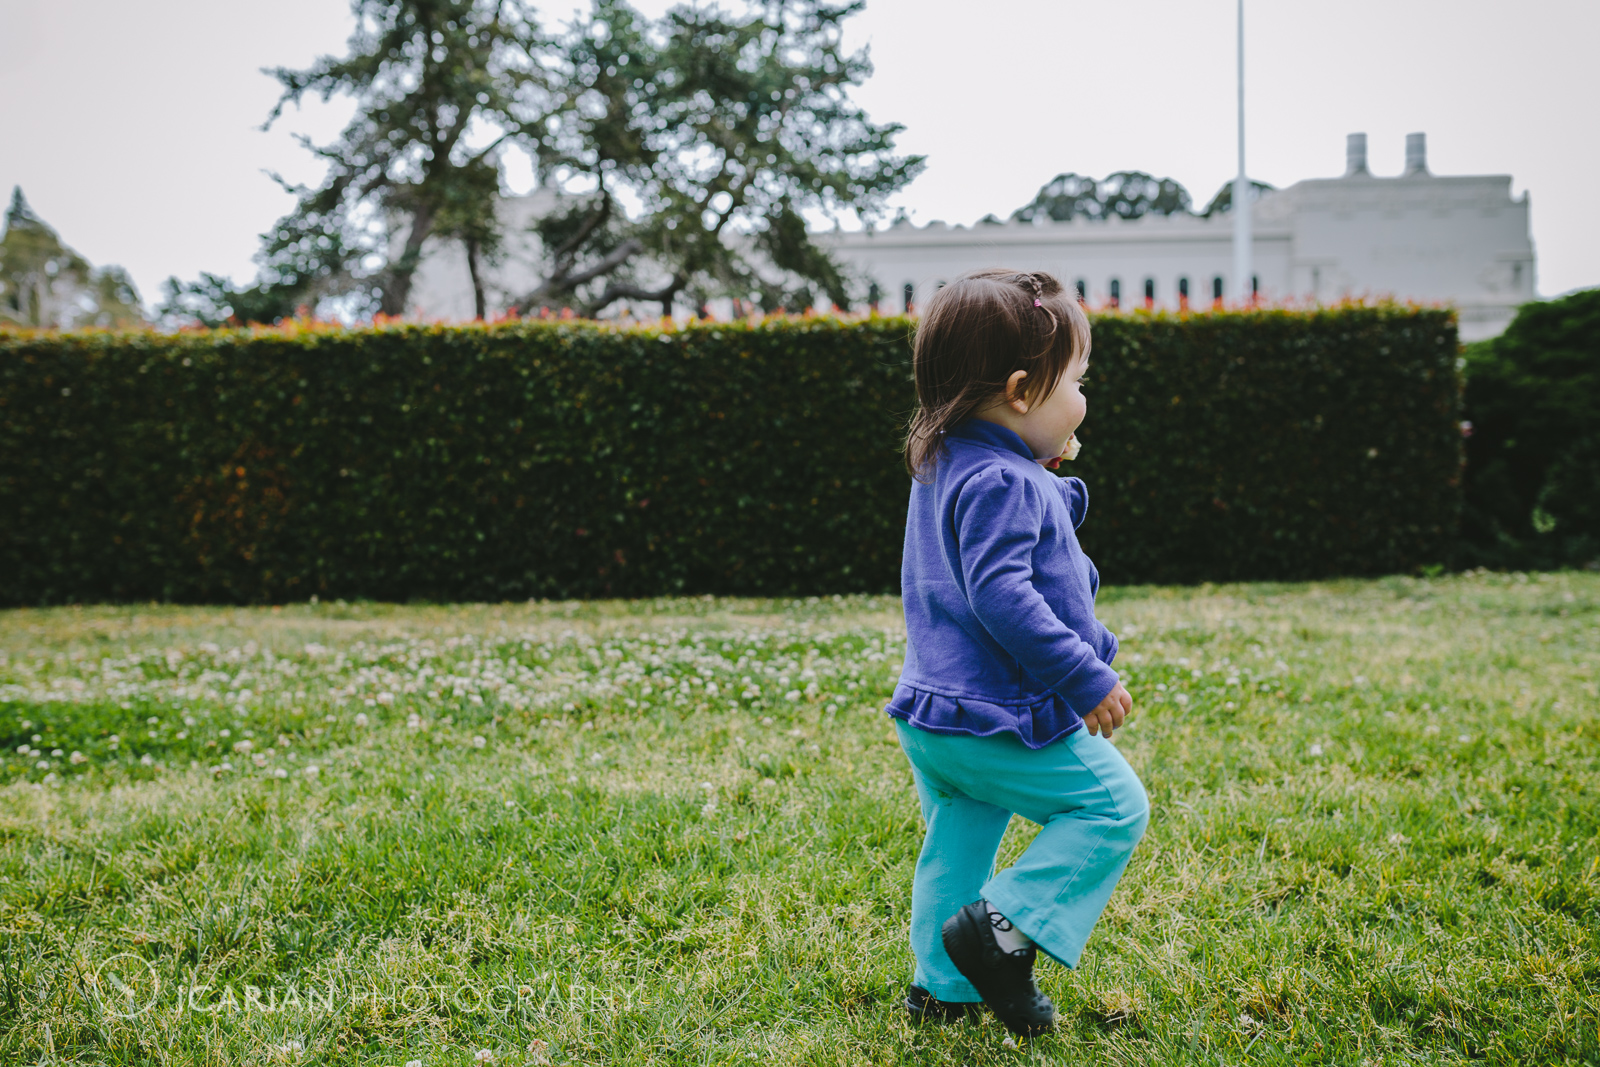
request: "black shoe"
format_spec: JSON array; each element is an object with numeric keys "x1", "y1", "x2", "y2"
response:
[
  {"x1": 904, "y1": 984, "x2": 981, "y2": 1023},
  {"x1": 940, "y1": 900, "x2": 1056, "y2": 1037}
]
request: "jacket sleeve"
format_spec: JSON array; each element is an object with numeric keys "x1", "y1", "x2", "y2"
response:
[{"x1": 952, "y1": 467, "x2": 1119, "y2": 716}]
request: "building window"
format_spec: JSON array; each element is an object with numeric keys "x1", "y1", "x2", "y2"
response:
[
  {"x1": 1512, "y1": 263, "x2": 1523, "y2": 289},
  {"x1": 1178, "y1": 276, "x2": 1190, "y2": 308},
  {"x1": 1251, "y1": 274, "x2": 1259, "y2": 301},
  {"x1": 868, "y1": 281, "x2": 881, "y2": 311},
  {"x1": 903, "y1": 282, "x2": 914, "y2": 314},
  {"x1": 1212, "y1": 275, "x2": 1224, "y2": 305},
  {"x1": 1074, "y1": 278, "x2": 1087, "y2": 302},
  {"x1": 1109, "y1": 278, "x2": 1121, "y2": 308},
  {"x1": 1143, "y1": 277, "x2": 1155, "y2": 308}
]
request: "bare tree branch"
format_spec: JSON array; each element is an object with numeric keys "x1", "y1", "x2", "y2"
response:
[{"x1": 511, "y1": 238, "x2": 644, "y2": 313}]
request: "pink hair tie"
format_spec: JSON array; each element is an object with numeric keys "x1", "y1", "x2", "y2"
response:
[{"x1": 1033, "y1": 298, "x2": 1042, "y2": 307}]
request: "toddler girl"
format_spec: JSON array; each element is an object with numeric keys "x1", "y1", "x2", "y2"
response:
[{"x1": 887, "y1": 268, "x2": 1149, "y2": 1037}]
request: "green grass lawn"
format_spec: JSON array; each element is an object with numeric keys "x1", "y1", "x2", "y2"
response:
[{"x1": 1, "y1": 573, "x2": 1597, "y2": 1066}]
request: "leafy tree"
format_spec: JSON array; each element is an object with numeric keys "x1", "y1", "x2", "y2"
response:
[
  {"x1": 0, "y1": 188, "x2": 144, "y2": 329},
  {"x1": 512, "y1": 0, "x2": 921, "y2": 317},
  {"x1": 158, "y1": 272, "x2": 309, "y2": 329},
  {"x1": 263, "y1": 0, "x2": 548, "y2": 318},
  {"x1": 165, "y1": 0, "x2": 548, "y2": 325},
  {"x1": 1012, "y1": 171, "x2": 1191, "y2": 223},
  {"x1": 1012, "y1": 173, "x2": 1100, "y2": 223}
]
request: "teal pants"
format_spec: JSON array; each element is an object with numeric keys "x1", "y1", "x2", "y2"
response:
[{"x1": 894, "y1": 719, "x2": 1149, "y2": 1001}]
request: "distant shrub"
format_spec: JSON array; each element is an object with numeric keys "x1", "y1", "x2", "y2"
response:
[
  {"x1": 0, "y1": 306, "x2": 1460, "y2": 605},
  {"x1": 1461, "y1": 288, "x2": 1600, "y2": 569}
]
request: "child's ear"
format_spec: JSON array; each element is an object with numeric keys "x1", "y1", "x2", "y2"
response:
[{"x1": 1006, "y1": 369, "x2": 1030, "y2": 414}]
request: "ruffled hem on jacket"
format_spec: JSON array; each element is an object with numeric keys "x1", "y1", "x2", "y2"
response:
[{"x1": 885, "y1": 683, "x2": 1083, "y2": 750}]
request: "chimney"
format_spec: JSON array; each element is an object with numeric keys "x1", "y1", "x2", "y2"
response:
[
  {"x1": 1404, "y1": 132, "x2": 1428, "y2": 175},
  {"x1": 1345, "y1": 133, "x2": 1369, "y2": 177}
]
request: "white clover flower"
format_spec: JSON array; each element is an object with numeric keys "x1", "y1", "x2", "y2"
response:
[
  {"x1": 69, "y1": 751, "x2": 86, "y2": 765},
  {"x1": 1308, "y1": 743, "x2": 1323, "y2": 756},
  {"x1": 304, "y1": 765, "x2": 320, "y2": 778},
  {"x1": 472, "y1": 736, "x2": 487, "y2": 749},
  {"x1": 474, "y1": 1050, "x2": 495, "y2": 1064},
  {"x1": 232, "y1": 739, "x2": 253, "y2": 753},
  {"x1": 354, "y1": 713, "x2": 369, "y2": 727},
  {"x1": 139, "y1": 754, "x2": 155, "y2": 767}
]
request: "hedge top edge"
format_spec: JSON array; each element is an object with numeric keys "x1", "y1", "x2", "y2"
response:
[{"x1": 0, "y1": 298, "x2": 1457, "y2": 345}]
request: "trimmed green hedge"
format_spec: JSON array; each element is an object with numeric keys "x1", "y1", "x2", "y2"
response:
[{"x1": 0, "y1": 307, "x2": 1460, "y2": 605}]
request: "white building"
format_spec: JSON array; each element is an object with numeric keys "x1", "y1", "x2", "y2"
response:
[
  {"x1": 824, "y1": 133, "x2": 1534, "y2": 342},
  {"x1": 407, "y1": 133, "x2": 1535, "y2": 341}
]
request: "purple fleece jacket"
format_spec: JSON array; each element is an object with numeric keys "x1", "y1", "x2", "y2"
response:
[{"x1": 885, "y1": 417, "x2": 1120, "y2": 749}]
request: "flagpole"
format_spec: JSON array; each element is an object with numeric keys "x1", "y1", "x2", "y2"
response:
[{"x1": 1232, "y1": 0, "x2": 1252, "y2": 305}]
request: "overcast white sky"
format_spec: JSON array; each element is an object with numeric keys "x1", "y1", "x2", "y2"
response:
[{"x1": 2, "y1": 0, "x2": 1595, "y2": 308}]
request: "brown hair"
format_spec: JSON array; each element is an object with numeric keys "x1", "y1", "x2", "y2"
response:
[{"x1": 903, "y1": 268, "x2": 1091, "y2": 480}]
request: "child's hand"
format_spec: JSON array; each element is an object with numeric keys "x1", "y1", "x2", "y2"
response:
[{"x1": 1084, "y1": 682, "x2": 1132, "y2": 738}]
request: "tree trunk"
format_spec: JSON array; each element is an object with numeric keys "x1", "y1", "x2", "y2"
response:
[
  {"x1": 466, "y1": 237, "x2": 486, "y2": 321},
  {"x1": 380, "y1": 203, "x2": 437, "y2": 317}
]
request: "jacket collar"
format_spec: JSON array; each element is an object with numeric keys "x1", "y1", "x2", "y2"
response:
[{"x1": 947, "y1": 417, "x2": 1036, "y2": 461}]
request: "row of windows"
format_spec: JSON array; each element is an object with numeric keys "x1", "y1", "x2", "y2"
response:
[
  {"x1": 1077, "y1": 274, "x2": 1261, "y2": 308},
  {"x1": 873, "y1": 275, "x2": 1261, "y2": 312}
]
